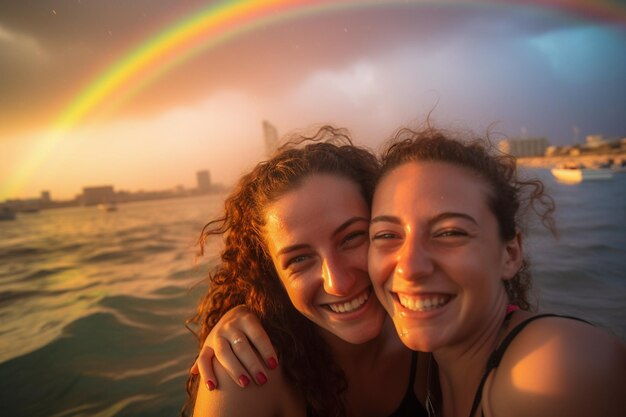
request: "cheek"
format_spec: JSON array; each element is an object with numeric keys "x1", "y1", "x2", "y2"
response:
[
  {"x1": 368, "y1": 248, "x2": 391, "y2": 289},
  {"x1": 282, "y1": 277, "x2": 317, "y2": 312},
  {"x1": 351, "y1": 243, "x2": 370, "y2": 272}
]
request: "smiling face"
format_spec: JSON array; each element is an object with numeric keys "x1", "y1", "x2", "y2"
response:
[
  {"x1": 264, "y1": 174, "x2": 387, "y2": 344},
  {"x1": 368, "y1": 161, "x2": 522, "y2": 352}
]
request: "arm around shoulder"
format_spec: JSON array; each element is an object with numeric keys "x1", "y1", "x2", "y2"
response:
[
  {"x1": 488, "y1": 317, "x2": 626, "y2": 417},
  {"x1": 193, "y1": 358, "x2": 304, "y2": 417}
]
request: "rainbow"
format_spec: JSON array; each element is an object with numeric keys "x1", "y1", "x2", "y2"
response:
[
  {"x1": 3, "y1": 0, "x2": 625, "y2": 200},
  {"x1": 54, "y1": 0, "x2": 626, "y2": 131}
]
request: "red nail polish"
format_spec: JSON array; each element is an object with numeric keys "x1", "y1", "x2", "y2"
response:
[
  {"x1": 256, "y1": 372, "x2": 268, "y2": 385},
  {"x1": 268, "y1": 357, "x2": 278, "y2": 369},
  {"x1": 239, "y1": 375, "x2": 250, "y2": 387},
  {"x1": 206, "y1": 380, "x2": 216, "y2": 391}
]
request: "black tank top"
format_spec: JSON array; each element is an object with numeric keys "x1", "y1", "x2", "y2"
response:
[
  {"x1": 306, "y1": 351, "x2": 428, "y2": 417},
  {"x1": 468, "y1": 313, "x2": 590, "y2": 417},
  {"x1": 388, "y1": 351, "x2": 428, "y2": 417}
]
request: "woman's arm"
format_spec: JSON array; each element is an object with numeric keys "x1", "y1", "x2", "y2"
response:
[
  {"x1": 486, "y1": 317, "x2": 626, "y2": 417},
  {"x1": 191, "y1": 305, "x2": 279, "y2": 390}
]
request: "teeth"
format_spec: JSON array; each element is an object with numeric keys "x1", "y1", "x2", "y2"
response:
[
  {"x1": 398, "y1": 295, "x2": 449, "y2": 312},
  {"x1": 328, "y1": 290, "x2": 369, "y2": 313}
]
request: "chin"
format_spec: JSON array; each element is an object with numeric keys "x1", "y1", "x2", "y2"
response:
[
  {"x1": 393, "y1": 322, "x2": 436, "y2": 352},
  {"x1": 338, "y1": 316, "x2": 387, "y2": 345}
]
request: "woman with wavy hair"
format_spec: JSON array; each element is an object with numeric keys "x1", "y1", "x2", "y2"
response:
[
  {"x1": 368, "y1": 126, "x2": 625, "y2": 417},
  {"x1": 182, "y1": 126, "x2": 429, "y2": 417}
]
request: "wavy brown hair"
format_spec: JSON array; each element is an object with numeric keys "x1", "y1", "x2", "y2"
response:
[
  {"x1": 181, "y1": 126, "x2": 379, "y2": 417},
  {"x1": 377, "y1": 126, "x2": 556, "y2": 311}
]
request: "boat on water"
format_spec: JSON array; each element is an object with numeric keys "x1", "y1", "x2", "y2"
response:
[
  {"x1": 551, "y1": 162, "x2": 614, "y2": 183},
  {"x1": 0, "y1": 206, "x2": 16, "y2": 221},
  {"x1": 612, "y1": 160, "x2": 626, "y2": 174},
  {"x1": 97, "y1": 203, "x2": 118, "y2": 212}
]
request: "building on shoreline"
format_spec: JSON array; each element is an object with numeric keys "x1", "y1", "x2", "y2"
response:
[
  {"x1": 196, "y1": 170, "x2": 211, "y2": 192},
  {"x1": 263, "y1": 120, "x2": 279, "y2": 156},
  {"x1": 82, "y1": 186, "x2": 116, "y2": 206},
  {"x1": 499, "y1": 137, "x2": 549, "y2": 157},
  {"x1": 1, "y1": 171, "x2": 227, "y2": 213}
]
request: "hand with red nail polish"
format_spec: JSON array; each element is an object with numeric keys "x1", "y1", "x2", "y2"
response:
[{"x1": 192, "y1": 305, "x2": 279, "y2": 389}]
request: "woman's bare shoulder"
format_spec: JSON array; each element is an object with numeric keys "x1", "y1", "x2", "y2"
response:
[
  {"x1": 193, "y1": 359, "x2": 306, "y2": 417},
  {"x1": 487, "y1": 315, "x2": 626, "y2": 417}
]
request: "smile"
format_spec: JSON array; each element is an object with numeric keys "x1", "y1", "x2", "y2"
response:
[
  {"x1": 325, "y1": 288, "x2": 370, "y2": 314},
  {"x1": 397, "y1": 294, "x2": 452, "y2": 312}
]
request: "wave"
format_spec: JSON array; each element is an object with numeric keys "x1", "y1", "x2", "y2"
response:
[
  {"x1": 0, "y1": 308, "x2": 196, "y2": 416},
  {"x1": 18, "y1": 266, "x2": 75, "y2": 282},
  {"x1": 0, "y1": 246, "x2": 46, "y2": 260},
  {"x1": 83, "y1": 250, "x2": 136, "y2": 263}
]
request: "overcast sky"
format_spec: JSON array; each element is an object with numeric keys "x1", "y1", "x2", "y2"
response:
[{"x1": 1, "y1": 0, "x2": 625, "y2": 200}]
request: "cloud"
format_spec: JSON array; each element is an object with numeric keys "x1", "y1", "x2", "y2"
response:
[
  {"x1": 0, "y1": 23, "x2": 47, "y2": 61},
  {"x1": 528, "y1": 24, "x2": 626, "y2": 84},
  {"x1": 294, "y1": 61, "x2": 379, "y2": 107}
]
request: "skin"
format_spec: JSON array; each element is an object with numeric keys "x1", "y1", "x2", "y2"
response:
[
  {"x1": 368, "y1": 161, "x2": 626, "y2": 417},
  {"x1": 193, "y1": 174, "x2": 421, "y2": 417}
]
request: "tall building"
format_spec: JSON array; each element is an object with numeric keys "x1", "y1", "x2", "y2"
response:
[
  {"x1": 41, "y1": 191, "x2": 51, "y2": 202},
  {"x1": 82, "y1": 186, "x2": 115, "y2": 206},
  {"x1": 263, "y1": 120, "x2": 279, "y2": 156},
  {"x1": 498, "y1": 137, "x2": 549, "y2": 157},
  {"x1": 197, "y1": 170, "x2": 211, "y2": 192}
]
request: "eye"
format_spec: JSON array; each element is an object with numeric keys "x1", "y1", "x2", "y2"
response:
[
  {"x1": 371, "y1": 231, "x2": 400, "y2": 240},
  {"x1": 341, "y1": 230, "x2": 368, "y2": 248},
  {"x1": 433, "y1": 228, "x2": 468, "y2": 239},
  {"x1": 285, "y1": 254, "x2": 311, "y2": 268}
]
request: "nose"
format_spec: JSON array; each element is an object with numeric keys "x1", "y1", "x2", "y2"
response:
[
  {"x1": 321, "y1": 256, "x2": 355, "y2": 296},
  {"x1": 396, "y1": 235, "x2": 434, "y2": 281}
]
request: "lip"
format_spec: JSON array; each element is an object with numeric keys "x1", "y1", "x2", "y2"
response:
[{"x1": 391, "y1": 291, "x2": 455, "y2": 319}]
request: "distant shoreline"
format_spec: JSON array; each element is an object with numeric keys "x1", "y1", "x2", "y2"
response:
[{"x1": 516, "y1": 152, "x2": 626, "y2": 168}]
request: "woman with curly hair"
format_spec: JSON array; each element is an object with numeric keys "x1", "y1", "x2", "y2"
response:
[
  {"x1": 182, "y1": 126, "x2": 429, "y2": 417},
  {"x1": 195, "y1": 125, "x2": 624, "y2": 417}
]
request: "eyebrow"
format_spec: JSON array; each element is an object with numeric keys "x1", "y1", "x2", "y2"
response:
[
  {"x1": 276, "y1": 243, "x2": 310, "y2": 257},
  {"x1": 370, "y1": 212, "x2": 478, "y2": 227},
  {"x1": 275, "y1": 216, "x2": 369, "y2": 257},
  {"x1": 429, "y1": 212, "x2": 478, "y2": 226},
  {"x1": 332, "y1": 216, "x2": 370, "y2": 238},
  {"x1": 370, "y1": 215, "x2": 402, "y2": 225}
]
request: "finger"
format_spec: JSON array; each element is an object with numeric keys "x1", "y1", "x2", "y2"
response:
[
  {"x1": 190, "y1": 360, "x2": 199, "y2": 375},
  {"x1": 213, "y1": 337, "x2": 253, "y2": 388},
  {"x1": 241, "y1": 319, "x2": 279, "y2": 371},
  {"x1": 228, "y1": 333, "x2": 270, "y2": 386},
  {"x1": 196, "y1": 346, "x2": 217, "y2": 391}
]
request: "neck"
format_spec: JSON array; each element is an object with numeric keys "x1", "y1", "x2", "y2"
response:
[
  {"x1": 433, "y1": 299, "x2": 511, "y2": 417},
  {"x1": 320, "y1": 317, "x2": 396, "y2": 370}
]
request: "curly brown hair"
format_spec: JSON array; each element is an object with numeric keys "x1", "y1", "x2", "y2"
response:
[
  {"x1": 377, "y1": 125, "x2": 556, "y2": 311},
  {"x1": 181, "y1": 126, "x2": 380, "y2": 417}
]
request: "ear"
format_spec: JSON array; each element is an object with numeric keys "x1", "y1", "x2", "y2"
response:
[{"x1": 501, "y1": 232, "x2": 523, "y2": 281}]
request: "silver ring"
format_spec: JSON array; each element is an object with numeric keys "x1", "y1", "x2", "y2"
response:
[{"x1": 232, "y1": 338, "x2": 244, "y2": 346}]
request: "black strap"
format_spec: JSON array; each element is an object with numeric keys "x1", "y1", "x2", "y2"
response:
[
  {"x1": 388, "y1": 350, "x2": 429, "y2": 417},
  {"x1": 467, "y1": 313, "x2": 590, "y2": 417},
  {"x1": 406, "y1": 351, "x2": 418, "y2": 397}
]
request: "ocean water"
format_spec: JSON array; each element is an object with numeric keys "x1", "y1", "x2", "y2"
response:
[{"x1": 0, "y1": 171, "x2": 624, "y2": 417}]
